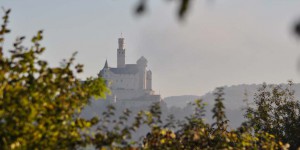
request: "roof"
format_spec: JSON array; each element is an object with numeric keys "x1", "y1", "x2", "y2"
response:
[
  {"x1": 104, "y1": 60, "x2": 108, "y2": 68},
  {"x1": 109, "y1": 64, "x2": 139, "y2": 74},
  {"x1": 98, "y1": 60, "x2": 109, "y2": 77},
  {"x1": 137, "y1": 56, "x2": 147, "y2": 64}
]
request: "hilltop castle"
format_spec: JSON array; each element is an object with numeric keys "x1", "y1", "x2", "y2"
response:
[{"x1": 98, "y1": 36, "x2": 161, "y2": 102}]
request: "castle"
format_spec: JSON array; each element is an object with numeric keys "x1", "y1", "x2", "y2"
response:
[{"x1": 98, "y1": 36, "x2": 161, "y2": 103}]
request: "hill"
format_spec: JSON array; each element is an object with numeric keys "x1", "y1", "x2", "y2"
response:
[{"x1": 163, "y1": 83, "x2": 300, "y2": 127}]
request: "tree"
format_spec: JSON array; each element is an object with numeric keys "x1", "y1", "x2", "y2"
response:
[
  {"x1": 244, "y1": 82, "x2": 300, "y2": 149},
  {"x1": 142, "y1": 88, "x2": 285, "y2": 150},
  {"x1": 0, "y1": 9, "x2": 108, "y2": 149},
  {"x1": 212, "y1": 87, "x2": 228, "y2": 133}
]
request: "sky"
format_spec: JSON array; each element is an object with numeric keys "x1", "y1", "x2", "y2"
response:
[{"x1": 2, "y1": 0, "x2": 300, "y2": 97}]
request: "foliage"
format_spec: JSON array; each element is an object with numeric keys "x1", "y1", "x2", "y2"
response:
[
  {"x1": 244, "y1": 81, "x2": 300, "y2": 149},
  {"x1": 141, "y1": 88, "x2": 286, "y2": 150},
  {"x1": 212, "y1": 87, "x2": 228, "y2": 132},
  {"x1": 135, "y1": 0, "x2": 191, "y2": 20},
  {"x1": 0, "y1": 9, "x2": 108, "y2": 149},
  {"x1": 135, "y1": 0, "x2": 300, "y2": 37}
]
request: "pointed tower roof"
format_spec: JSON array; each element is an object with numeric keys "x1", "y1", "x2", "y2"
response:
[
  {"x1": 104, "y1": 59, "x2": 108, "y2": 68},
  {"x1": 137, "y1": 56, "x2": 148, "y2": 64}
]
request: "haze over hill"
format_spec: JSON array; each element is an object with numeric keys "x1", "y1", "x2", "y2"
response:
[
  {"x1": 164, "y1": 82, "x2": 300, "y2": 127},
  {"x1": 81, "y1": 82, "x2": 300, "y2": 130}
]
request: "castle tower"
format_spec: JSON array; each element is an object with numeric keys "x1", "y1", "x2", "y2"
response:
[
  {"x1": 146, "y1": 70, "x2": 152, "y2": 90},
  {"x1": 117, "y1": 36, "x2": 125, "y2": 68},
  {"x1": 104, "y1": 59, "x2": 108, "y2": 68},
  {"x1": 137, "y1": 56, "x2": 147, "y2": 90}
]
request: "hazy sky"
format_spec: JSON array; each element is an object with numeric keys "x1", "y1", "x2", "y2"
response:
[{"x1": 2, "y1": 0, "x2": 300, "y2": 97}]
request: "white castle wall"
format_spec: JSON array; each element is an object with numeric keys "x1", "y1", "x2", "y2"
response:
[
  {"x1": 109, "y1": 73, "x2": 139, "y2": 90},
  {"x1": 113, "y1": 89, "x2": 146, "y2": 100}
]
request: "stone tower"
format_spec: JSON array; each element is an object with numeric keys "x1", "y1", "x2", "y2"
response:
[
  {"x1": 117, "y1": 36, "x2": 125, "y2": 68},
  {"x1": 146, "y1": 70, "x2": 152, "y2": 90},
  {"x1": 137, "y1": 56, "x2": 147, "y2": 90}
]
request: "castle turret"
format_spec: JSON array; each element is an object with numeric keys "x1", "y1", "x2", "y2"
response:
[
  {"x1": 137, "y1": 56, "x2": 147, "y2": 90},
  {"x1": 104, "y1": 59, "x2": 108, "y2": 68},
  {"x1": 146, "y1": 70, "x2": 152, "y2": 90},
  {"x1": 98, "y1": 59, "x2": 109, "y2": 77},
  {"x1": 117, "y1": 36, "x2": 125, "y2": 68}
]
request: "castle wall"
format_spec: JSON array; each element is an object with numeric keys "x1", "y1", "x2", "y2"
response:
[
  {"x1": 112, "y1": 89, "x2": 147, "y2": 100},
  {"x1": 103, "y1": 72, "x2": 140, "y2": 90}
]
